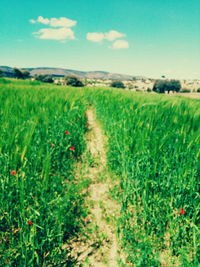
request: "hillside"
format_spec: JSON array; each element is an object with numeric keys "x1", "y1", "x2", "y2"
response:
[{"x1": 0, "y1": 66, "x2": 135, "y2": 80}]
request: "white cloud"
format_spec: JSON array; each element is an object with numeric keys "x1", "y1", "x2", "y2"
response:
[
  {"x1": 110, "y1": 40, "x2": 129, "y2": 50},
  {"x1": 33, "y1": 27, "x2": 75, "y2": 41},
  {"x1": 86, "y1": 32, "x2": 105, "y2": 43},
  {"x1": 29, "y1": 19, "x2": 36, "y2": 24},
  {"x1": 104, "y1": 30, "x2": 125, "y2": 41},
  {"x1": 86, "y1": 30, "x2": 126, "y2": 43},
  {"x1": 37, "y1": 16, "x2": 50, "y2": 25},
  {"x1": 29, "y1": 16, "x2": 77, "y2": 28},
  {"x1": 49, "y1": 17, "x2": 76, "y2": 27}
]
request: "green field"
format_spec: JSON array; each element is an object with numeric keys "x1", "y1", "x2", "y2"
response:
[{"x1": 0, "y1": 78, "x2": 199, "y2": 266}]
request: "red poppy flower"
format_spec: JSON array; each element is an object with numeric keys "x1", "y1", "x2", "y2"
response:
[
  {"x1": 69, "y1": 146, "x2": 75, "y2": 151},
  {"x1": 27, "y1": 221, "x2": 33, "y2": 225},
  {"x1": 64, "y1": 131, "x2": 70, "y2": 134},
  {"x1": 180, "y1": 208, "x2": 185, "y2": 215},
  {"x1": 10, "y1": 170, "x2": 17, "y2": 175}
]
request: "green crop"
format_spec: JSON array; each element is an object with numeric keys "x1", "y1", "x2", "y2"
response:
[
  {"x1": 0, "y1": 79, "x2": 88, "y2": 266},
  {"x1": 0, "y1": 79, "x2": 199, "y2": 266},
  {"x1": 86, "y1": 88, "x2": 200, "y2": 266}
]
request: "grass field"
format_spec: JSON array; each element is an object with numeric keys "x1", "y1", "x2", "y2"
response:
[
  {"x1": 88, "y1": 89, "x2": 200, "y2": 266},
  {"x1": 0, "y1": 79, "x2": 88, "y2": 266},
  {"x1": 0, "y1": 78, "x2": 199, "y2": 266}
]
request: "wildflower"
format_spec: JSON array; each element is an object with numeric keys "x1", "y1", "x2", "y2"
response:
[
  {"x1": 27, "y1": 221, "x2": 33, "y2": 225},
  {"x1": 69, "y1": 146, "x2": 75, "y2": 151},
  {"x1": 64, "y1": 131, "x2": 70, "y2": 135},
  {"x1": 51, "y1": 143, "x2": 56, "y2": 147},
  {"x1": 180, "y1": 208, "x2": 185, "y2": 215},
  {"x1": 161, "y1": 263, "x2": 167, "y2": 267},
  {"x1": 10, "y1": 170, "x2": 17, "y2": 175}
]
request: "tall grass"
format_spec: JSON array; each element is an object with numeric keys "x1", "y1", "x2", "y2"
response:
[
  {"x1": 1, "y1": 80, "x2": 199, "y2": 266},
  {"x1": 0, "y1": 79, "x2": 88, "y2": 266},
  {"x1": 86, "y1": 88, "x2": 200, "y2": 266}
]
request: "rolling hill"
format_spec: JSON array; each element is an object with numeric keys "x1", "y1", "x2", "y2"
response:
[{"x1": 0, "y1": 66, "x2": 137, "y2": 80}]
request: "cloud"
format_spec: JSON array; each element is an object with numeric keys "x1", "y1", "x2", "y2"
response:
[
  {"x1": 30, "y1": 16, "x2": 77, "y2": 42},
  {"x1": 29, "y1": 16, "x2": 77, "y2": 28},
  {"x1": 86, "y1": 32, "x2": 105, "y2": 43},
  {"x1": 110, "y1": 40, "x2": 129, "y2": 50},
  {"x1": 86, "y1": 30, "x2": 125, "y2": 43},
  {"x1": 33, "y1": 27, "x2": 75, "y2": 41},
  {"x1": 105, "y1": 30, "x2": 125, "y2": 41}
]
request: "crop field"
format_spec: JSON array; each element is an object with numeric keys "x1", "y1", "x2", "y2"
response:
[
  {"x1": 89, "y1": 89, "x2": 200, "y2": 266},
  {"x1": 0, "y1": 78, "x2": 199, "y2": 266},
  {"x1": 0, "y1": 79, "x2": 88, "y2": 266}
]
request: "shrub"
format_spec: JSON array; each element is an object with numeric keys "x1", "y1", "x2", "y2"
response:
[
  {"x1": 35, "y1": 74, "x2": 54, "y2": 83},
  {"x1": 13, "y1": 68, "x2": 30, "y2": 79},
  {"x1": 180, "y1": 88, "x2": 191, "y2": 93},
  {"x1": 0, "y1": 69, "x2": 4, "y2": 77},
  {"x1": 110, "y1": 81, "x2": 125, "y2": 89},
  {"x1": 65, "y1": 76, "x2": 84, "y2": 87},
  {"x1": 147, "y1": 88, "x2": 152, "y2": 92},
  {"x1": 153, "y1": 79, "x2": 181, "y2": 94},
  {"x1": 197, "y1": 88, "x2": 200, "y2": 93}
]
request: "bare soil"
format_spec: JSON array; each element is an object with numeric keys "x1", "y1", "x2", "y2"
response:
[{"x1": 64, "y1": 108, "x2": 124, "y2": 266}]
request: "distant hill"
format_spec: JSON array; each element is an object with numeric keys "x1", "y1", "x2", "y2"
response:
[
  {"x1": 0, "y1": 66, "x2": 15, "y2": 77},
  {"x1": 0, "y1": 66, "x2": 138, "y2": 80}
]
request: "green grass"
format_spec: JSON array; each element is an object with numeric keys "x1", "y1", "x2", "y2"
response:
[
  {"x1": 0, "y1": 79, "x2": 199, "y2": 266},
  {"x1": 86, "y1": 88, "x2": 200, "y2": 266},
  {"x1": 0, "y1": 79, "x2": 88, "y2": 266}
]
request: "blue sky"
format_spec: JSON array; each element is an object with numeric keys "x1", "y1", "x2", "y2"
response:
[{"x1": 0, "y1": 0, "x2": 199, "y2": 78}]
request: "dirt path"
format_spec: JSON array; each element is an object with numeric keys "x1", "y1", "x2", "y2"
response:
[{"x1": 65, "y1": 108, "x2": 124, "y2": 266}]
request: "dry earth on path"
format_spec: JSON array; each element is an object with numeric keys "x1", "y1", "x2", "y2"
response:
[{"x1": 64, "y1": 108, "x2": 125, "y2": 266}]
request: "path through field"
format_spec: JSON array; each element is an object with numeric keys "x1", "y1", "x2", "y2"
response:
[{"x1": 66, "y1": 108, "x2": 124, "y2": 266}]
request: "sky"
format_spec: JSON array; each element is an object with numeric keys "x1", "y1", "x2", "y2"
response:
[{"x1": 0, "y1": 0, "x2": 200, "y2": 79}]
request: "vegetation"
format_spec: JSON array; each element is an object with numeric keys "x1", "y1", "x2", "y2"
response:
[
  {"x1": 153, "y1": 79, "x2": 181, "y2": 93},
  {"x1": 65, "y1": 76, "x2": 84, "y2": 87},
  {"x1": 110, "y1": 80, "x2": 125, "y2": 89},
  {"x1": 180, "y1": 88, "x2": 191, "y2": 93},
  {"x1": 1, "y1": 79, "x2": 199, "y2": 266},
  {"x1": 87, "y1": 88, "x2": 199, "y2": 266},
  {"x1": 13, "y1": 68, "x2": 30, "y2": 79},
  {"x1": 34, "y1": 74, "x2": 54, "y2": 83},
  {"x1": 197, "y1": 88, "x2": 200, "y2": 93},
  {"x1": 0, "y1": 79, "x2": 88, "y2": 266},
  {"x1": 0, "y1": 69, "x2": 4, "y2": 77}
]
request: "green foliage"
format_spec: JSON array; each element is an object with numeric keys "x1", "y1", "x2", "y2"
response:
[
  {"x1": 153, "y1": 79, "x2": 181, "y2": 93},
  {"x1": 181, "y1": 88, "x2": 191, "y2": 93},
  {"x1": 13, "y1": 68, "x2": 30, "y2": 79},
  {"x1": 0, "y1": 79, "x2": 88, "y2": 265},
  {"x1": 197, "y1": 88, "x2": 200, "y2": 93},
  {"x1": 23, "y1": 70, "x2": 30, "y2": 79},
  {"x1": 110, "y1": 80, "x2": 125, "y2": 89},
  {"x1": 0, "y1": 69, "x2": 4, "y2": 77},
  {"x1": 86, "y1": 88, "x2": 200, "y2": 265},
  {"x1": 35, "y1": 74, "x2": 54, "y2": 83},
  {"x1": 65, "y1": 76, "x2": 84, "y2": 87},
  {"x1": 1, "y1": 79, "x2": 199, "y2": 266}
]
